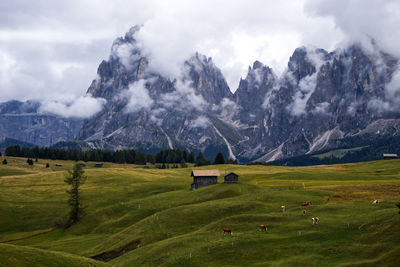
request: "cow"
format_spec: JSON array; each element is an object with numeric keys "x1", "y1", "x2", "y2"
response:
[
  {"x1": 372, "y1": 199, "x2": 379, "y2": 204},
  {"x1": 281, "y1": 205, "x2": 286, "y2": 212},
  {"x1": 223, "y1": 228, "x2": 232, "y2": 235},
  {"x1": 258, "y1": 224, "x2": 267, "y2": 231},
  {"x1": 302, "y1": 201, "x2": 312, "y2": 206},
  {"x1": 303, "y1": 209, "x2": 307, "y2": 216},
  {"x1": 311, "y1": 217, "x2": 319, "y2": 225}
]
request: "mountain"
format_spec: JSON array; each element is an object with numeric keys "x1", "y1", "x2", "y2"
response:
[
  {"x1": 0, "y1": 100, "x2": 83, "y2": 147},
  {"x1": 77, "y1": 27, "x2": 241, "y2": 159},
  {"x1": 1, "y1": 27, "x2": 399, "y2": 163},
  {"x1": 241, "y1": 45, "x2": 400, "y2": 162}
]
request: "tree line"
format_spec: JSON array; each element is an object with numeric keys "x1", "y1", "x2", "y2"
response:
[{"x1": 4, "y1": 145, "x2": 236, "y2": 166}]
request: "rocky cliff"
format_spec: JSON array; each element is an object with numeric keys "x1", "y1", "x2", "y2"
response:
[
  {"x1": 1, "y1": 27, "x2": 400, "y2": 162},
  {"x1": 0, "y1": 100, "x2": 83, "y2": 147}
]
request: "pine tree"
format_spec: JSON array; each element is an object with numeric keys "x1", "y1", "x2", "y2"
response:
[
  {"x1": 188, "y1": 151, "x2": 195, "y2": 163},
  {"x1": 2, "y1": 159, "x2": 7, "y2": 165},
  {"x1": 195, "y1": 152, "x2": 210, "y2": 166},
  {"x1": 46, "y1": 163, "x2": 50, "y2": 168},
  {"x1": 64, "y1": 163, "x2": 87, "y2": 227},
  {"x1": 214, "y1": 152, "x2": 225, "y2": 164}
]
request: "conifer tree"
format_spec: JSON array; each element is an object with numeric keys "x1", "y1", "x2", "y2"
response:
[
  {"x1": 65, "y1": 163, "x2": 87, "y2": 227},
  {"x1": 214, "y1": 152, "x2": 225, "y2": 164}
]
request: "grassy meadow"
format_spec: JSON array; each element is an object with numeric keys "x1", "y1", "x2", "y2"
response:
[{"x1": 0, "y1": 156, "x2": 399, "y2": 266}]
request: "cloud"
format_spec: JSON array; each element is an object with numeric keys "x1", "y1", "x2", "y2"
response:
[
  {"x1": 217, "y1": 98, "x2": 240, "y2": 120},
  {"x1": 190, "y1": 115, "x2": 211, "y2": 129},
  {"x1": 367, "y1": 65, "x2": 400, "y2": 113},
  {"x1": 111, "y1": 41, "x2": 141, "y2": 70},
  {"x1": 159, "y1": 79, "x2": 209, "y2": 112},
  {"x1": 304, "y1": 0, "x2": 400, "y2": 58},
  {"x1": 385, "y1": 66, "x2": 400, "y2": 99},
  {"x1": 39, "y1": 94, "x2": 106, "y2": 118},
  {"x1": 312, "y1": 101, "x2": 330, "y2": 114},
  {"x1": 287, "y1": 47, "x2": 327, "y2": 116},
  {"x1": 0, "y1": 0, "x2": 398, "y2": 103},
  {"x1": 123, "y1": 79, "x2": 154, "y2": 113}
]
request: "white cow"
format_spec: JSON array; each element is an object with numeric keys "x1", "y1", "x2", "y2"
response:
[
  {"x1": 311, "y1": 217, "x2": 319, "y2": 225},
  {"x1": 372, "y1": 199, "x2": 379, "y2": 204}
]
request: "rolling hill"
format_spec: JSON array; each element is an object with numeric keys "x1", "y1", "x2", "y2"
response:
[{"x1": 0, "y1": 156, "x2": 399, "y2": 266}]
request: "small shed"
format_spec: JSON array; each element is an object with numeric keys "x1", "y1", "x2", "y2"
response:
[
  {"x1": 224, "y1": 172, "x2": 239, "y2": 183},
  {"x1": 191, "y1": 170, "x2": 220, "y2": 190},
  {"x1": 94, "y1": 163, "x2": 103, "y2": 168},
  {"x1": 383, "y1": 154, "x2": 398, "y2": 160}
]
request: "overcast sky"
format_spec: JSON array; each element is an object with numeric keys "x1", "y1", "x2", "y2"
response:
[{"x1": 1, "y1": 0, "x2": 399, "y2": 105}]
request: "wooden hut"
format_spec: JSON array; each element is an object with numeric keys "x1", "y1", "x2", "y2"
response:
[
  {"x1": 191, "y1": 170, "x2": 220, "y2": 190},
  {"x1": 383, "y1": 154, "x2": 398, "y2": 160},
  {"x1": 224, "y1": 172, "x2": 239, "y2": 183}
]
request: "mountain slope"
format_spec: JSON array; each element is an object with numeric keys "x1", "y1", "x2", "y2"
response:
[
  {"x1": 1, "y1": 27, "x2": 400, "y2": 162},
  {"x1": 0, "y1": 100, "x2": 83, "y2": 147}
]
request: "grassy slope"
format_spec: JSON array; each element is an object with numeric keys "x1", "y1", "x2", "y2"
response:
[
  {"x1": 0, "y1": 243, "x2": 108, "y2": 267},
  {"x1": 312, "y1": 147, "x2": 366, "y2": 159},
  {"x1": 0, "y1": 156, "x2": 399, "y2": 266}
]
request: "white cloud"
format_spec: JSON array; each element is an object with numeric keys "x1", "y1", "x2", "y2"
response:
[
  {"x1": 123, "y1": 79, "x2": 154, "y2": 113},
  {"x1": 304, "y1": 0, "x2": 400, "y2": 58},
  {"x1": 385, "y1": 66, "x2": 400, "y2": 99},
  {"x1": 312, "y1": 101, "x2": 330, "y2": 114},
  {"x1": 0, "y1": 0, "x2": 398, "y2": 102},
  {"x1": 367, "y1": 65, "x2": 400, "y2": 113},
  {"x1": 289, "y1": 73, "x2": 318, "y2": 116},
  {"x1": 190, "y1": 115, "x2": 211, "y2": 128},
  {"x1": 39, "y1": 94, "x2": 106, "y2": 118},
  {"x1": 287, "y1": 47, "x2": 327, "y2": 116}
]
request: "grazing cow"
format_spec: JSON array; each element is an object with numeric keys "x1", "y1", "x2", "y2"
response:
[
  {"x1": 303, "y1": 209, "x2": 307, "y2": 216},
  {"x1": 281, "y1": 205, "x2": 286, "y2": 212},
  {"x1": 311, "y1": 217, "x2": 319, "y2": 225},
  {"x1": 223, "y1": 228, "x2": 232, "y2": 235},
  {"x1": 302, "y1": 201, "x2": 313, "y2": 207},
  {"x1": 372, "y1": 199, "x2": 379, "y2": 204},
  {"x1": 258, "y1": 224, "x2": 267, "y2": 231}
]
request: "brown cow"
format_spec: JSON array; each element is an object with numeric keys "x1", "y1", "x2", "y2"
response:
[
  {"x1": 258, "y1": 224, "x2": 267, "y2": 231},
  {"x1": 223, "y1": 228, "x2": 232, "y2": 235},
  {"x1": 311, "y1": 217, "x2": 319, "y2": 225},
  {"x1": 303, "y1": 209, "x2": 307, "y2": 216},
  {"x1": 302, "y1": 201, "x2": 312, "y2": 206}
]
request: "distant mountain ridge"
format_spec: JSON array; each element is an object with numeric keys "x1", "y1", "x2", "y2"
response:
[{"x1": 1, "y1": 27, "x2": 400, "y2": 162}]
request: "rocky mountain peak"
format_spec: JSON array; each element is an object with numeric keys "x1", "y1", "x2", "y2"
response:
[
  {"x1": 185, "y1": 52, "x2": 233, "y2": 105},
  {"x1": 3, "y1": 27, "x2": 400, "y2": 164}
]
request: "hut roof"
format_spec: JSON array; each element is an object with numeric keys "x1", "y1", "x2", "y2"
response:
[
  {"x1": 224, "y1": 172, "x2": 239, "y2": 177},
  {"x1": 191, "y1": 170, "x2": 220, "y2": 177},
  {"x1": 383, "y1": 154, "x2": 398, "y2": 157}
]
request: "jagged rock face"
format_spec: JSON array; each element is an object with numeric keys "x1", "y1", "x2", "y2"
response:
[
  {"x1": 78, "y1": 27, "x2": 239, "y2": 159},
  {"x1": 2, "y1": 26, "x2": 400, "y2": 162},
  {"x1": 79, "y1": 28, "x2": 400, "y2": 162},
  {"x1": 237, "y1": 45, "x2": 400, "y2": 161},
  {"x1": 0, "y1": 101, "x2": 83, "y2": 147}
]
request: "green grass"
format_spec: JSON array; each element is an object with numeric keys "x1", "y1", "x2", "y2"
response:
[
  {"x1": 0, "y1": 157, "x2": 400, "y2": 266},
  {"x1": 312, "y1": 147, "x2": 367, "y2": 160}
]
